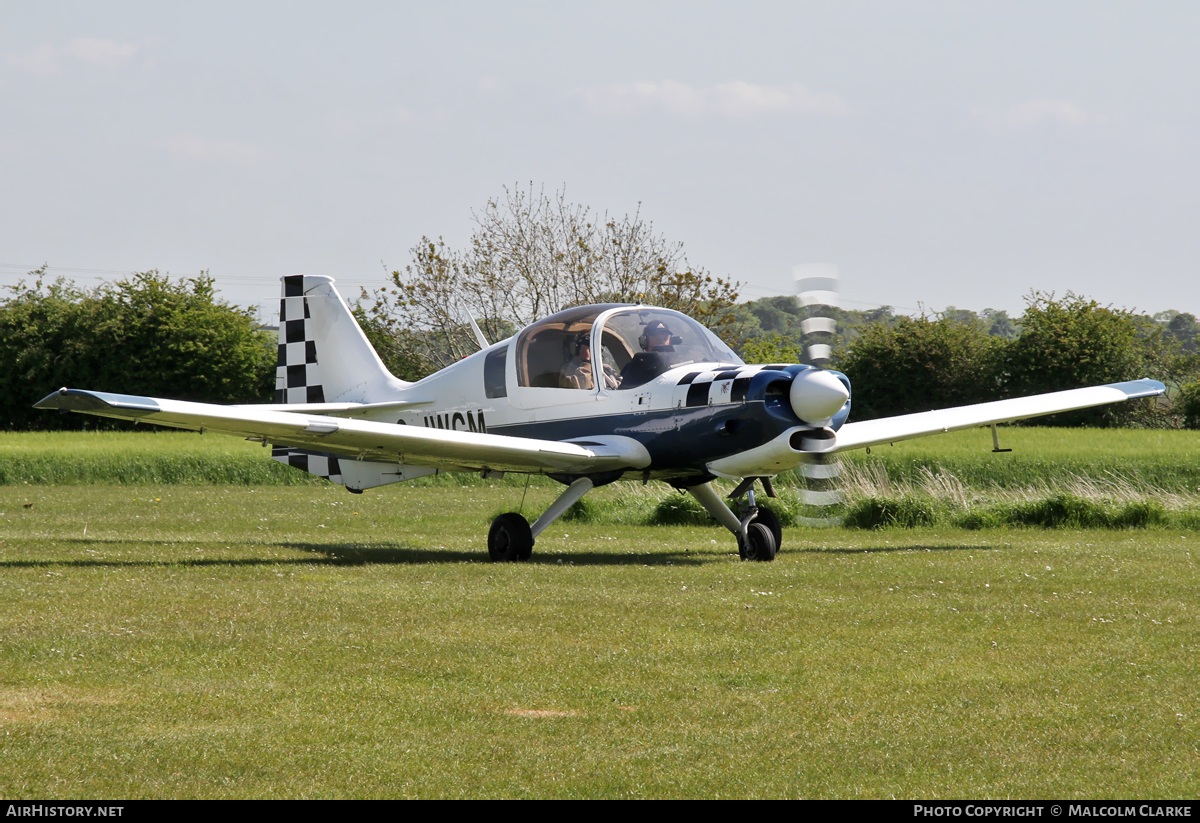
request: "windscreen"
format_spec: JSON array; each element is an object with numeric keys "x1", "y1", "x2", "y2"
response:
[{"x1": 597, "y1": 308, "x2": 742, "y2": 389}]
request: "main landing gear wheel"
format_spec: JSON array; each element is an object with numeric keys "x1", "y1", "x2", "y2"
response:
[
  {"x1": 752, "y1": 506, "x2": 783, "y2": 553},
  {"x1": 739, "y1": 522, "x2": 777, "y2": 562},
  {"x1": 488, "y1": 513, "x2": 533, "y2": 562}
]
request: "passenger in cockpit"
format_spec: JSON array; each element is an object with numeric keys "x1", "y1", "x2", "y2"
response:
[{"x1": 560, "y1": 334, "x2": 619, "y2": 390}]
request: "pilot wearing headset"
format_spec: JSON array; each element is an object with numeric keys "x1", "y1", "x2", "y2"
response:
[{"x1": 617, "y1": 319, "x2": 676, "y2": 388}]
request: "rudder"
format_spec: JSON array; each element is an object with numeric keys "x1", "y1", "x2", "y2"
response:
[{"x1": 274, "y1": 274, "x2": 408, "y2": 405}]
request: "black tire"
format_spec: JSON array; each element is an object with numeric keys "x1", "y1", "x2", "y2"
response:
[
  {"x1": 488, "y1": 513, "x2": 533, "y2": 562},
  {"x1": 753, "y1": 506, "x2": 783, "y2": 553},
  {"x1": 739, "y1": 522, "x2": 777, "y2": 562}
]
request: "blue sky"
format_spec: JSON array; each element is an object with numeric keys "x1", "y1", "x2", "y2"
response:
[{"x1": 2, "y1": 1, "x2": 1197, "y2": 320}]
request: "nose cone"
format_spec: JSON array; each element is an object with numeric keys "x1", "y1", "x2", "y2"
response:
[{"x1": 789, "y1": 368, "x2": 850, "y2": 425}]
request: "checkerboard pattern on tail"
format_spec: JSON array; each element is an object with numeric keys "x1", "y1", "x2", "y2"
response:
[
  {"x1": 266, "y1": 274, "x2": 421, "y2": 492},
  {"x1": 271, "y1": 447, "x2": 344, "y2": 484},
  {"x1": 274, "y1": 274, "x2": 326, "y2": 404},
  {"x1": 271, "y1": 275, "x2": 338, "y2": 483}
]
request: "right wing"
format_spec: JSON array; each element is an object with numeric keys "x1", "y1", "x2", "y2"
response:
[
  {"x1": 833, "y1": 379, "x2": 1166, "y2": 452},
  {"x1": 35, "y1": 388, "x2": 651, "y2": 475}
]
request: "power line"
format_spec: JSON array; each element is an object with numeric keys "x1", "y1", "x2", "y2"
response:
[
  {"x1": 2, "y1": 262, "x2": 919, "y2": 312},
  {"x1": 737, "y1": 281, "x2": 921, "y2": 313},
  {"x1": 0, "y1": 263, "x2": 390, "y2": 287}
]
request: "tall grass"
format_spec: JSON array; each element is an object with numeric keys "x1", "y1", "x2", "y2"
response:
[
  {"x1": 0, "y1": 431, "x2": 552, "y2": 487},
  {"x1": 833, "y1": 425, "x2": 1200, "y2": 493},
  {"x1": 3, "y1": 428, "x2": 1198, "y2": 529}
]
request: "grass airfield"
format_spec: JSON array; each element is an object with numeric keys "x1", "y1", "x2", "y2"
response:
[{"x1": 2, "y1": 481, "x2": 1196, "y2": 798}]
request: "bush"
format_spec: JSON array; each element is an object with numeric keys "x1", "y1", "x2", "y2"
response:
[
  {"x1": 1004, "y1": 494, "x2": 1111, "y2": 528},
  {"x1": 0, "y1": 270, "x2": 275, "y2": 430},
  {"x1": 648, "y1": 494, "x2": 716, "y2": 526},
  {"x1": 562, "y1": 497, "x2": 602, "y2": 523},
  {"x1": 1107, "y1": 500, "x2": 1168, "y2": 528},
  {"x1": 1178, "y1": 381, "x2": 1200, "y2": 430},
  {"x1": 955, "y1": 509, "x2": 1005, "y2": 530},
  {"x1": 837, "y1": 315, "x2": 1005, "y2": 419},
  {"x1": 843, "y1": 496, "x2": 936, "y2": 529},
  {"x1": 1003, "y1": 293, "x2": 1144, "y2": 426}
]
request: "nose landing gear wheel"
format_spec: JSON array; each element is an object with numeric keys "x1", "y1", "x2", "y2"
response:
[
  {"x1": 739, "y1": 522, "x2": 777, "y2": 562},
  {"x1": 752, "y1": 506, "x2": 783, "y2": 553},
  {"x1": 488, "y1": 513, "x2": 534, "y2": 562}
]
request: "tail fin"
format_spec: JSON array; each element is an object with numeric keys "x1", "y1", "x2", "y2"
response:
[{"x1": 274, "y1": 275, "x2": 408, "y2": 405}]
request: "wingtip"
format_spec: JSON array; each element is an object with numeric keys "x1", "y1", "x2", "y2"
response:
[
  {"x1": 33, "y1": 388, "x2": 161, "y2": 413},
  {"x1": 32, "y1": 387, "x2": 70, "y2": 410},
  {"x1": 1116, "y1": 379, "x2": 1168, "y2": 399}
]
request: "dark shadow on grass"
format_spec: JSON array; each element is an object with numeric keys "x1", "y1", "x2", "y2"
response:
[
  {"x1": 787, "y1": 544, "x2": 999, "y2": 555},
  {"x1": 0, "y1": 556, "x2": 411, "y2": 569},
  {"x1": 0, "y1": 536, "x2": 442, "y2": 568},
  {"x1": 287, "y1": 542, "x2": 479, "y2": 564},
  {"x1": 8, "y1": 535, "x2": 865, "y2": 567},
  {"x1": 0, "y1": 539, "x2": 986, "y2": 566},
  {"x1": 287, "y1": 541, "x2": 711, "y2": 566}
]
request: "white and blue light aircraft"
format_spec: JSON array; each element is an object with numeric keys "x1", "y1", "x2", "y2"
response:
[{"x1": 37, "y1": 275, "x2": 1165, "y2": 562}]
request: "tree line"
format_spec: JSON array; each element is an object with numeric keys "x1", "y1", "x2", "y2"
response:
[
  {"x1": 5, "y1": 188, "x2": 1198, "y2": 430},
  {"x1": 1, "y1": 269, "x2": 274, "y2": 430},
  {"x1": 738, "y1": 293, "x2": 1200, "y2": 427}
]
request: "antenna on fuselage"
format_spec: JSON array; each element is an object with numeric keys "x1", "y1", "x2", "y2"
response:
[{"x1": 467, "y1": 315, "x2": 490, "y2": 350}]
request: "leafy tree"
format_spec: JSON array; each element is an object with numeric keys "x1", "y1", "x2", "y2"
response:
[
  {"x1": 1179, "y1": 380, "x2": 1200, "y2": 429},
  {"x1": 732, "y1": 298, "x2": 902, "y2": 364},
  {"x1": 351, "y1": 305, "x2": 436, "y2": 384},
  {"x1": 0, "y1": 269, "x2": 275, "y2": 430},
  {"x1": 836, "y1": 314, "x2": 1006, "y2": 419},
  {"x1": 1165, "y1": 312, "x2": 1198, "y2": 353},
  {"x1": 733, "y1": 292, "x2": 1193, "y2": 427},
  {"x1": 860, "y1": 305, "x2": 896, "y2": 325},
  {"x1": 741, "y1": 333, "x2": 803, "y2": 364},
  {"x1": 365, "y1": 185, "x2": 741, "y2": 376},
  {"x1": 1002, "y1": 292, "x2": 1148, "y2": 426},
  {"x1": 941, "y1": 306, "x2": 982, "y2": 327},
  {"x1": 981, "y1": 308, "x2": 1021, "y2": 339}
]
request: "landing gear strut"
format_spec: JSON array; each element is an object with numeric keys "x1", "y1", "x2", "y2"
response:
[
  {"x1": 487, "y1": 477, "x2": 595, "y2": 562},
  {"x1": 685, "y1": 478, "x2": 781, "y2": 562}
]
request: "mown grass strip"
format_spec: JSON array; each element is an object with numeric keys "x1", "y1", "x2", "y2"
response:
[
  {"x1": 1, "y1": 485, "x2": 1196, "y2": 798},
  {"x1": 0, "y1": 431, "x2": 550, "y2": 487}
]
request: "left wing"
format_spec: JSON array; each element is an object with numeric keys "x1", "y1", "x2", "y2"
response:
[
  {"x1": 833, "y1": 379, "x2": 1166, "y2": 452},
  {"x1": 35, "y1": 389, "x2": 650, "y2": 474}
]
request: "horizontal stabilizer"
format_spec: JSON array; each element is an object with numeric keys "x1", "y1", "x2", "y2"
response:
[
  {"x1": 234, "y1": 399, "x2": 435, "y2": 418},
  {"x1": 271, "y1": 446, "x2": 437, "y2": 490}
]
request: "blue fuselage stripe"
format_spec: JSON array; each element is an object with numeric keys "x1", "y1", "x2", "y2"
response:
[{"x1": 490, "y1": 399, "x2": 802, "y2": 471}]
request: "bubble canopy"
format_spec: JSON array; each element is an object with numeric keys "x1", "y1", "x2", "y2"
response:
[{"x1": 513, "y1": 304, "x2": 743, "y2": 391}]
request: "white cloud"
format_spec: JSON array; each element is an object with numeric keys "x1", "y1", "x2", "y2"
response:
[
  {"x1": 973, "y1": 99, "x2": 1102, "y2": 129},
  {"x1": 163, "y1": 134, "x2": 271, "y2": 166},
  {"x1": 7, "y1": 44, "x2": 62, "y2": 75},
  {"x1": 577, "y1": 79, "x2": 849, "y2": 118},
  {"x1": 64, "y1": 38, "x2": 139, "y2": 70},
  {"x1": 477, "y1": 75, "x2": 503, "y2": 94},
  {"x1": 7, "y1": 38, "x2": 140, "y2": 75}
]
